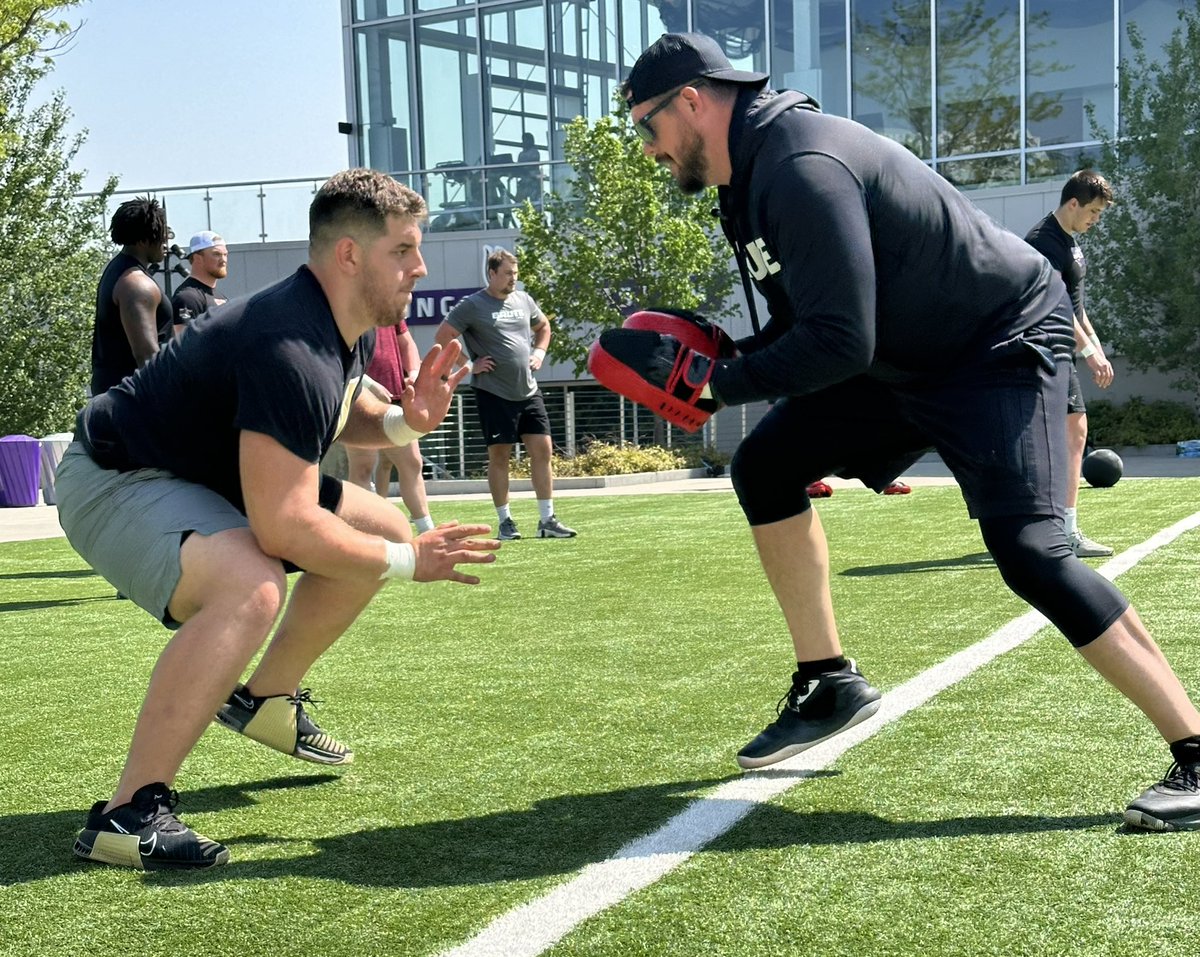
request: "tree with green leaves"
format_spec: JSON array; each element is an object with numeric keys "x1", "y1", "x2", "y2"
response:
[
  {"x1": 1086, "y1": 6, "x2": 1200, "y2": 404},
  {"x1": 514, "y1": 98, "x2": 738, "y2": 375},
  {"x1": 0, "y1": 4, "x2": 115, "y2": 436}
]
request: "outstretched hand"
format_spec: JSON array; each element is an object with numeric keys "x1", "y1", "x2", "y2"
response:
[
  {"x1": 411, "y1": 521, "x2": 500, "y2": 585},
  {"x1": 398, "y1": 340, "x2": 472, "y2": 433}
]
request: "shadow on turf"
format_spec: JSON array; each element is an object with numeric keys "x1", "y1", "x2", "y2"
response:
[
  {"x1": 0, "y1": 568, "x2": 99, "y2": 581},
  {"x1": 841, "y1": 552, "x2": 995, "y2": 577},
  {"x1": 141, "y1": 779, "x2": 1123, "y2": 889},
  {"x1": 0, "y1": 595, "x2": 117, "y2": 613},
  {"x1": 0, "y1": 774, "x2": 338, "y2": 886}
]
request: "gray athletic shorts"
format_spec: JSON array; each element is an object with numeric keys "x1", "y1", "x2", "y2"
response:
[{"x1": 55, "y1": 442, "x2": 249, "y2": 629}]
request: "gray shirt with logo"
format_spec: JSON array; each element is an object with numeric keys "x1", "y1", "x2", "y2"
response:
[{"x1": 445, "y1": 289, "x2": 545, "y2": 401}]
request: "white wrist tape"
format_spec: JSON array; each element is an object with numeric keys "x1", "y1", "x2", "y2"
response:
[
  {"x1": 532, "y1": 348, "x2": 546, "y2": 362},
  {"x1": 1078, "y1": 343, "x2": 1096, "y2": 358},
  {"x1": 382, "y1": 405, "x2": 427, "y2": 446},
  {"x1": 380, "y1": 540, "x2": 416, "y2": 581}
]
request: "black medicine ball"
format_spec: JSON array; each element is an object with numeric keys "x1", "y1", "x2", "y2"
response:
[{"x1": 1082, "y1": 448, "x2": 1123, "y2": 488}]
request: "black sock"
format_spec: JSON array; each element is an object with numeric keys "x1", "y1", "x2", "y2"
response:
[
  {"x1": 1169, "y1": 736, "x2": 1200, "y2": 765},
  {"x1": 796, "y1": 656, "x2": 848, "y2": 680}
]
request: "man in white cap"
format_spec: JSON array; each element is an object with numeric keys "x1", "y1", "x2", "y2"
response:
[{"x1": 171, "y1": 230, "x2": 229, "y2": 334}]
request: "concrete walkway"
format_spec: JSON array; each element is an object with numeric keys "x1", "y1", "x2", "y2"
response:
[{"x1": 4, "y1": 451, "x2": 1197, "y2": 544}]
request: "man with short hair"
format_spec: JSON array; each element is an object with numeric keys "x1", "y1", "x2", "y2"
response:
[
  {"x1": 91, "y1": 197, "x2": 174, "y2": 394},
  {"x1": 57, "y1": 168, "x2": 499, "y2": 870},
  {"x1": 1025, "y1": 170, "x2": 1116, "y2": 557},
  {"x1": 617, "y1": 32, "x2": 1200, "y2": 830},
  {"x1": 171, "y1": 230, "x2": 229, "y2": 334},
  {"x1": 436, "y1": 248, "x2": 576, "y2": 540}
]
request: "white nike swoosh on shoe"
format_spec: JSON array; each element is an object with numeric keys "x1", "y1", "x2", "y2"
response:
[
  {"x1": 793, "y1": 680, "x2": 819, "y2": 705},
  {"x1": 139, "y1": 832, "x2": 158, "y2": 855},
  {"x1": 110, "y1": 821, "x2": 130, "y2": 834}
]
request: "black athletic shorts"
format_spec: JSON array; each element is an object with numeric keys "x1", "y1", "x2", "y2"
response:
[
  {"x1": 732, "y1": 325, "x2": 1070, "y2": 524},
  {"x1": 474, "y1": 387, "x2": 552, "y2": 445},
  {"x1": 1066, "y1": 360, "x2": 1086, "y2": 415}
]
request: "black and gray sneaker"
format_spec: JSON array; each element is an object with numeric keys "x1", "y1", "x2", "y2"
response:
[
  {"x1": 1070, "y1": 529, "x2": 1114, "y2": 558},
  {"x1": 215, "y1": 686, "x2": 353, "y2": 765},
  {"x1": 1124, "y1": 762, "x2": 1200, "y2": 831},
  {"x1": 498, "y1": 517, "x2": 522, "y2": 541},
  {"x1": 536, "y1": 515, "x2": 577, "y2": 538},
  {"x1": 737, "y1": 659, "x2": 882, "y2": 769},
  {"x1": 73, "y1": 782, "x2": 229, "y2": 870}
]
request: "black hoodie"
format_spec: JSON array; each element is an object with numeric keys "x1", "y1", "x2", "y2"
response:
[{"x1": 710, "y1": 89, "x2": 1072, "y2": 407}]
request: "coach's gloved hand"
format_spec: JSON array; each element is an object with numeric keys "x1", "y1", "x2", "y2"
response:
[{"x1": 588, "y1": 327, "x2": 722, "y2": 433}]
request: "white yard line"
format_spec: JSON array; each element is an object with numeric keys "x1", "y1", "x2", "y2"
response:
[{"x1": 441, "y1": 510, "x2": 1200, "y2": 957}]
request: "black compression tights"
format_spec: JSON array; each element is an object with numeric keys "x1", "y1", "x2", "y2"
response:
[{"x1": 977, "y1": 513, "x2": 1128, "y2": 648}]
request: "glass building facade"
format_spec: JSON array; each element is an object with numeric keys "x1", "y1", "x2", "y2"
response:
[{"x1": 348, "y1": 0, "x2": 1189, "y2": 229}]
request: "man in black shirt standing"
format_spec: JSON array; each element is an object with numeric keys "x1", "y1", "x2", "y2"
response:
[
  {"x1": 618, "y1": 33, "x2": 1200, "y2": 830},
  {"x1": 1024, "y1": 171, "x2": 1116, "y2": 558},
  {"x1": 171, "y1": 230, "x2": 229, "y2": 334},
  {"x1": 57, "y1": 169, "x2": 499, "y2": 870},
  {"x1": 90, "y1": 197, "x2": 174, "y2": 394}
]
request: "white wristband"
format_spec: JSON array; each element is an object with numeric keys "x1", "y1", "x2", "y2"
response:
[
  {"x1": 532, "y1": 348, "x2": 546, "y2": 362},
  {"x1": 380, "y1": 540, "x2": 416, "y2": 581},
  {"x1": 1078, "y1": 343, "x2": 1096, "y2": 359},
  {"x1": 382, "y1": 405, "x2": 427, "y2": 446}
]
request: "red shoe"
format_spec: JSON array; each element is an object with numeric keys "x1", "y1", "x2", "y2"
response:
[
  {"x1": 882, "y1": 481, "x2": 912, "y2": 495},
  {"x1": 806, "y1": 480, "x2": 833, "y2": 498}
]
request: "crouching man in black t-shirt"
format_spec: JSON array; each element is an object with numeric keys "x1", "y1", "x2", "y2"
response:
[{"x1": 57, "y1": 169, "x2": 499, "y2": 871}]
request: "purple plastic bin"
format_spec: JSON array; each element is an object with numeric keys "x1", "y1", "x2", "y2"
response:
[{"x1": 0, "y1": 435, "x2": 42, "y2": 507}]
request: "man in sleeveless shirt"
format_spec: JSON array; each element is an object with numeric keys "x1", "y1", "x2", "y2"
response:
[{"x1": 90, "y1": 196, "x2": 174, "y2": 394}]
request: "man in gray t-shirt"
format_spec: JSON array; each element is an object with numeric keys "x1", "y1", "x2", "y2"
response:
[{"x1": 437, "y1": 248, "x2": 577, "y2": 541}]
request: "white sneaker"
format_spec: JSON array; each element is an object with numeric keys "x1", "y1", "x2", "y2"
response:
[{"x1": 1070, "y1": 529, "x2": 1113, "y2": 558}]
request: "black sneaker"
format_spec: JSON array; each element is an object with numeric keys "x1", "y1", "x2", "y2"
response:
[
  {"x1": 1124, "y1": 762, "x2": 1200, "y2": 831},
  {"x1": 73, "y1": 783, "x2": 229, "y2": 870},
  {"x1": 215, "y1": 686, "x2": 353, "y2": 765},
  {"x1": 737, "y1": 659, "x2": 882, "y2": 769}
]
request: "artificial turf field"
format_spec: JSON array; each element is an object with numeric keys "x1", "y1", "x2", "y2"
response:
[{"x1": 1, "y1": 478, "x2": 1198, "y2": 957}]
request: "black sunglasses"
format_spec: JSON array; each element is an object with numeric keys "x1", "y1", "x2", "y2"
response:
[{"x1": 633, "y1": 81, "x2": 704, "y2": 144}]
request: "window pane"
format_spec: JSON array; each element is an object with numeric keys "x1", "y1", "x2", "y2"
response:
[
  {"x1": 1119, "y1": 0, "x2": 1189, "y2": 134},
  {"x1": 1025, "y1": 145, "x2": 1104, "y2": 185},
  {"x1": 694, "y1": 0, "x2": 768, "y2": 75},
  {"x1": 936, "y1": 0, "x2": 1019, "y2": 158},
  {"x1": 356, "y1": 22, "x2": 414, "y2": 175},
  {"x1": 937, "y1": 153, "x2": 1019, "y2": 190},
  {"x1": 549, "y1": 0, "x2": 618, "y2": 160},
  {"x1": 619, "y1": 0, "x2": 673, "y2": 74},
  {"x1": 851, "y1": 0, "x2": 931, "y2": 157},
  {"x1": 1026, "y1": 2, "x2": 1115, "y2": 146},
  {"x1": 417, "y1": 0, "x2": 466, "y2": 13},
  {"x1": 354, "y1": 0, "x2": 406, "y2": 20},
  {"x1": 771, "y1": 0, "x2": 847, "y2": 117},
  {"x1": 418, "y1": 15, "x2": 483, "y2": 230},
  {"x1": 483, "y1": 2, "x2": 548, "y2": 163}
]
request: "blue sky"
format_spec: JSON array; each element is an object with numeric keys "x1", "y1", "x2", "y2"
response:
[{"x1": 35, "y1": 0, "x2": 351, "y2": 193}]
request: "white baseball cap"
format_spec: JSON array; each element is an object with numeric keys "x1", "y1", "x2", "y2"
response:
[{"x1": 187, "y1": 231, "x2": 226, "y2": 255}]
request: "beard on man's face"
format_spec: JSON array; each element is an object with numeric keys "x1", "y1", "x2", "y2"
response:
[{"x1": 674, "y1": 128, "x2": 708, "y2": 195}]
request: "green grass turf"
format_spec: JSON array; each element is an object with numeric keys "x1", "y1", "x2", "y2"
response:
[{"x1": 1, "y1": 479, "x2": 1198, "y2": 956}]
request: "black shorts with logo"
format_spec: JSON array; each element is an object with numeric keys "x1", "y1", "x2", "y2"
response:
[
  {"x1": 1066, "y1": 360, "x2": 1087, "y2": 415},
  {"x1": 473, "y1": 387, "x2": 552, "y2": 445}
]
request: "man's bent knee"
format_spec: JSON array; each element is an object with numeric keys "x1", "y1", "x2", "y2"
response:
[{"x1": 170, "y1": 527, "x2": 287, "y2": 627}]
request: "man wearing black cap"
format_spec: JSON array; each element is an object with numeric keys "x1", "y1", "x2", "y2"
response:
[
  {"x1": 171, "y1": 230, "x2": 229, "y2": 334},
  {"x1": 619, "y1": 32, "x2": 1200, "y2": 830}
]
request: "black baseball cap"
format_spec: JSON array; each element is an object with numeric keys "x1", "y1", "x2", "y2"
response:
[{"x1": 623, "y1": 33, "x2": 769, "y2": 106}]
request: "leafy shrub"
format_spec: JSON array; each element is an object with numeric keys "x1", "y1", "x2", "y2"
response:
[
  {"x1": 1085, "y1": 397, "x2": 1200, "y2": 448},
  {"x1": 510, "y1": 442, "x2": 689, "y2": 477}
]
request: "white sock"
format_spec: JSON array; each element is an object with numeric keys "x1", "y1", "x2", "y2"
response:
[
  {"x1": 497, "y1": 503, "x2": 512, "y2": 522},
  {"x1": 537, "y1": 499, "x2": 554, "y2": 521},
  {"x1": 1064, "y1": 507, "x2": 1077, "y2": 538},
  {"x1": 413, "y1": 515, "x2": 435, "y2": 534}
]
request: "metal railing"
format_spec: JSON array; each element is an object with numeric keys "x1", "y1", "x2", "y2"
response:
[{"x1": 82, "y1": 161, "x2": 568, "y2": 245}]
